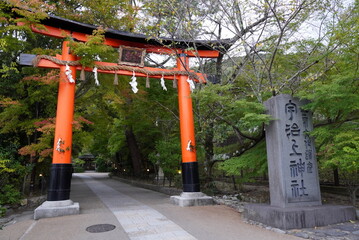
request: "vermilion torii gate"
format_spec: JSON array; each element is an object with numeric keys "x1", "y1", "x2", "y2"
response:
[{"x1": 21, "y1": 15, "x2": 226, "y2": 218}]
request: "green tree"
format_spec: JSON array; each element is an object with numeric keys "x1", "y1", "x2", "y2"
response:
[
  {"x1": 298, "y1": 0, "x2": 359, "y2": 205},
  {"x1": 0, "y1": 0, "x2": 59, "y2": 198},
  {"x1": 149, "y1": 137, "x2": 181, "y2": 187},
  {"x1": 47, "y1": 0, "x2": 138, "y2": 30}
]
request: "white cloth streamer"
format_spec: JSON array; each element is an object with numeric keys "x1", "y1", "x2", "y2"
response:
[
  {"x1": 93, "y1": 67, "x2": 100, "y2": 86},
  {"x1": 160, "y1": 75, "x2": 167, "y2": 91},
  {"x1": 186, "y1": 140, "x2": 192, "y2": 151},
  {"x1": 187, "y1": 77, "x2": 195, "y2": 92},
  {"x1": 65, "y1": 64, "x2": 75, "y2": 83},
  {"x1": 56, "y1": 138, "x2": 63, "y2": 152},
  {"x1": 129, "y1": 71, "x2": 138, "y2": 93}
]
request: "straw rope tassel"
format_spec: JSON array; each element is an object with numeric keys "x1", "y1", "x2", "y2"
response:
[
  {"x1": 113, "y1": 71, "x2": 119, "y2": 85},
  {"x1": 146, "y1": 74, "x2": 150, "y2": 88},
  {"x1": 80, "y1": 67, "x2": 86, "y2": 81},
  {"x1": 173, "y1": 75, "x2": 177, "y2": 88}
]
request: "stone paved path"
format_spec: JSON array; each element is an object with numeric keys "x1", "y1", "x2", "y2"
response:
[
  {"x1": 81, "y1": 174, "x2": 196, "y2": 240},
  {"x1": 0, "y1": 173, "x2": 301, "y2": 240}
]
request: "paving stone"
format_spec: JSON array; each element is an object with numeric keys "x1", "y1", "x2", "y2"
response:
[
  {"x1": 345, "y1": 235, "x2": 359, "y2": 240},
  {"x1": 272, "y1": 228, "x2": 286, "y2": 234},
  {"x1": 293, "y1": 232, "x2": 309, "y2": 239},
  {"x1": 312, "y1": 231, "x2": 327, "y2": 237},
  {"x1": 325, "y1": 229, "x2": 348, "y2": 237},
  {"x1": 83, "y1": 176, "x2": 197, "y2": 240},
  {"x1": 335, "y1": 224, "x2": 359, "y2": 232}
]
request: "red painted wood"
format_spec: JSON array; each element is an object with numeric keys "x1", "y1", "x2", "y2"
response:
[
  {"x1": 52, "y1": 41, "x2": 76, "y2": 164},
  {"x1": 177, "y1": 56, "x2": 197, "y2": 163}
]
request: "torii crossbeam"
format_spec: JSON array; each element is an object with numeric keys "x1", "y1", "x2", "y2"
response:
[{"x1": 20, "y1": 15, "x2": 228, "y2": 219}]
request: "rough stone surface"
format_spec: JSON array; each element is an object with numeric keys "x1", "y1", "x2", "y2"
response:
[
  {"x1": 170, "y1": 192, "x2": 214, "y2": 207},
  {"x1": 243, "y1": 203, "x2": 356, "y2": 230},
  {"x1": 294, "y1": 232, "x2": 310, "y2": 239},
  {"x1": 33, "y1": 200, "x2": 80, "y2": 220},
  {"x1": 334, "y1": 224, "x2": 359, "y2": 232},
  {"x1": 264, "y1": 94, "x2": 321, "y2": 208}
]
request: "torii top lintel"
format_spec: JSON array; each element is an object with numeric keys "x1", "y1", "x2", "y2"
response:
[{"x1": 27, "y1": 15, "x2": 230, "y2": 58}]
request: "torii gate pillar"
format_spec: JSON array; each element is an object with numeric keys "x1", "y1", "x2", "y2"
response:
[
  {"x1": 34, "y1": 41, "x2": 79, "y2": 219},
  {"x1": 177, "y1": 54, "x2": 199, "y2": 192},
  {"x1": 170, "y1": 54, "x2": 213, "y2": 206}
]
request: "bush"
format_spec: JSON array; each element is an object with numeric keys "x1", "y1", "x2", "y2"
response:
[
  {"x1": 0, "y1": 206, "x2": 6, "y2": 218},
  {"x1": 0, "y1": 184, "x2": 21, "y2": 206},
  {"x1": 95, "y1": 157, "x2": 111, "y2": 172},
  {"x1": 73, "y1": 166, "x2": 85, "y2": 173}
]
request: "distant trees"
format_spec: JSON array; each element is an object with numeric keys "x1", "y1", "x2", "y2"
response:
[
  {"x1": 0, "y1": 0, "x2": 58, "y2": 211},
  {"x1": 299, "y1": 0, "x2": 359, "y2": 204}
]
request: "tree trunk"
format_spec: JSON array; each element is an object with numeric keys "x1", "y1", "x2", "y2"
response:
[
  {"x1": 29, "y1": 156, "x2": 37, "y2": 195},
  {"x1": 204, "y1": 122, "x2": 214, "y2": 182},
  {"x1": 216, "y1": 52, "x2": 224, "y2": 84},
  {"x1": 333, "y1": 168, "x2": 340, "y2": 186},
  {"x1": 125, "y1": 127, "x2": 142, "y2": 177},
  {"x1": 231, "y1": 175, "x2": 237, "y2": 191},
  {"x1": 351, "y1": 187, "x2": 357, "y2": 206}
]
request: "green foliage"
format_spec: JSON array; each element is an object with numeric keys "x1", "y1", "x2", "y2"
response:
[
  {"x1": 298, "y1": 0, "x2": 359, "y2": 181},
  {"x1": 0, "y1": 156, "x2": 28, "y2": 189},
  {"x1": 0, "y1": 184, "x2": 21, "y2": 205},
  {"x1": 69, "y1": 28, "x2": 115, "y2": 67},
  {"x1": 95, "y1": 156, "x2": 111, "y2": 172},
  {"x1": 107, "y1": 118, "x2": 127, "y2": 155},
  {"x1": 310, "y1": 123, "x2": 359, "y2": 173},
  {"x1": 325, "y1": 130, "x2": 359, "y2": 172},
  {"x1": 73, "y1": 158, "x2": 85, "y2": 173},
  {"x1": 50, "y1": 0, "x2": 137, "y2": 30},
  {"x1": 149, "y1": 137, "x2": 181, "y2": 179},
  {"x1": 300, "y1": 74, "x2": 359, "y2": 121},
  {"x1": 0, "y1": 158, "x2": 28, "y2": 210},
  {"x1": 219, "y1": 140, "x2": 268, "y2": 182},
  {"x1": 194, "y1": 83, "x2": 271, "y2": 135},
  {"x1": 0, "y1": 206, "x2": 5, "y2": 218}
]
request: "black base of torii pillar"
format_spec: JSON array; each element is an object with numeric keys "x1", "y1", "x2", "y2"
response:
[{"x1": 170, "y1": 54, "x2": 213, "y2": 207}]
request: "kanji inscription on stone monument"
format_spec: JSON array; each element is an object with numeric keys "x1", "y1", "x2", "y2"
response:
[{"x1": 264, "y1": 94, "x2": 321, "y2": 207}]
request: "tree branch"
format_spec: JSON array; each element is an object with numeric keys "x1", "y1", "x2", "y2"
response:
[
  {"x1": 213, "y1": 112, "x2": 260, "y2": 141},
  {"x1": 154, "y1": 100, "x2": 179, "y2": 121}
]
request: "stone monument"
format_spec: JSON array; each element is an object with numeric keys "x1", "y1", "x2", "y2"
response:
[{"x1": 244, "y1": 94, "x2": 356, "y2": 229}]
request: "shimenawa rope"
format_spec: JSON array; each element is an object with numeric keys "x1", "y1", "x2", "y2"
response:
[{"x1": 32, "y1": 55, "x2": 201, "y2": 82}]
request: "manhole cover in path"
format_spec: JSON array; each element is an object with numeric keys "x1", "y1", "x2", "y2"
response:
[{"x1": 86, "y1": 224, "x2": 116, "y2": 233}]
